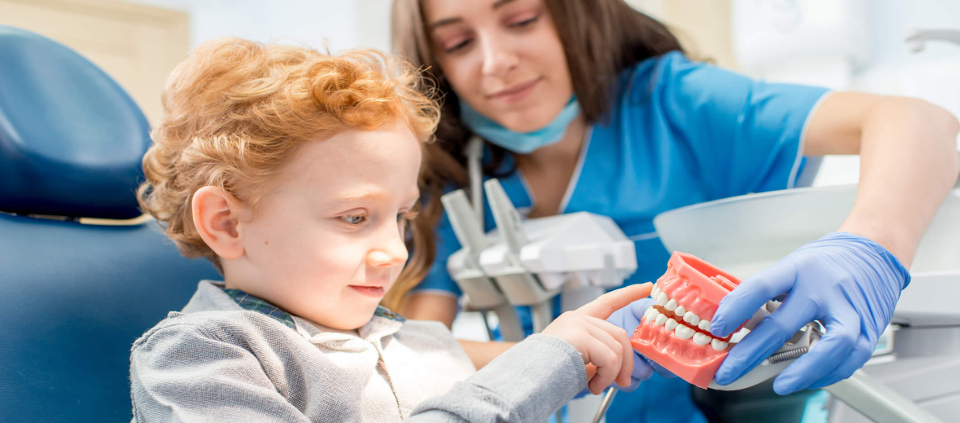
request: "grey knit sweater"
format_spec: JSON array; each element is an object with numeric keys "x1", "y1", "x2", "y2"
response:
[{"x1": 130, "y1": 281, "x2": 586, "y2": 422}]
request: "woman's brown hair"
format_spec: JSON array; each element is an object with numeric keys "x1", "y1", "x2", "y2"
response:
[{"x1": 384, "y1": 0, "x2": 684, "y2": 308}]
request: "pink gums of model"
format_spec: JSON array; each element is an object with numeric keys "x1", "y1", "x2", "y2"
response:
[{"x1": 630, "y1": 252, "x2": 744, "y2": 389}]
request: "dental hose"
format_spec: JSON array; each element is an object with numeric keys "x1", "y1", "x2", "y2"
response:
[
  {"x1": 492, "y1": 303, "x2": 524, "y2": 342},
  {"x1": 531, "y1": 300, "x2": 553, "y2": 334}
]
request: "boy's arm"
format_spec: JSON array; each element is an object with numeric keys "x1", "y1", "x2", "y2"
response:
[
  {"x1": 408, "y1": 334, "x2": 587, "y2": 423},
  {"x1": 130, "y1": 323, "x2": 313, "y2": 423}
]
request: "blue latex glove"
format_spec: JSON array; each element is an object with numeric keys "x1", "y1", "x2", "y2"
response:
[
  {"x1": 605, "y1": 296, "x2": 676, "y2": 392},
  {"x1": 709, "y1": 232, "x2": 910, "y2": 395}
]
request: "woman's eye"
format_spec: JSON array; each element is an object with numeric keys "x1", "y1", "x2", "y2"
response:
[
  {"x1": 340, "y1": 214, "x2": 367, "y2": 225},
  {"x1": 445, "y1": 38, "x2": 471, "y2": 53},
  {"x1": 397, "y1": 210, "x2": 419, "y2": 222},
  {"x1": 509, "y1": 15, "x2": 539, "y2": 28}
]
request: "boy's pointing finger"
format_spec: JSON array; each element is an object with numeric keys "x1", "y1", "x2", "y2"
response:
[{"x1": 578, "y1": 283, "x2": 653, "y2": 320}]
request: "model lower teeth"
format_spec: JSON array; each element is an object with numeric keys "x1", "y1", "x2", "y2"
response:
[
  {"x1": 693, "y1": 332, "x2": 711, "y2": 345},
  {"x1": 643, "y1": 282, "x2": 732, "y2": 351},
  {"x1": 675, "y1": 325, "x2": 695, "y2": 339}
]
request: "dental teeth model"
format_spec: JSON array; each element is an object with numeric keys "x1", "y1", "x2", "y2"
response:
[{"x1": 630, "y1": 252, "x2": 745, "y2": 389}]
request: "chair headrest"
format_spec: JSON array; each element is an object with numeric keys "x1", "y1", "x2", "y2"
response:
[{"x1": 0, "y1": 25, "x2": 152, "y2": 219}]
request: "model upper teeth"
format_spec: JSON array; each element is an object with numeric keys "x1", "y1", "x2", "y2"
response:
[
  {"x1": 664, "y1": 299, "x2": 678, "y2": 311},
  {"x1": 655, "y1": 313, "x2": 668, "y2": 326},
  {"x1": 664, "y1": 318, "x2": 679, "y2": 331},
  {"x1": 646, "y1": 282, "x2": 727, "y2": 350},
  {"x1": 644, "y1": 306, "x2": 658, "y2": 322}
]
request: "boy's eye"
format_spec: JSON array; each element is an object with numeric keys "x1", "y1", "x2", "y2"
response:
[{"x1": 340, "y1": 214, "x2": 367, "y2": 225}]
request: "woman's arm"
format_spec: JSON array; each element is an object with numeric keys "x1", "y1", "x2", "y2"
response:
[
  {"x1": 709, "y1": 91, "x2": 959, "y2": 395},
  {"x1": 803, "y1": 92, "x2": 960, "y2": 265},
  {"x1": 402, "y1": 292, "x2": 459, "y2": 328},
  {"x1": 402, "y1": 293, "x2": 518, "y2": 369}
]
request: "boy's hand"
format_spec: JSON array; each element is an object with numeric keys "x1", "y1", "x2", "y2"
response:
[{"x1": 542, "y1": 283, "x2": 653, "y2": 395}]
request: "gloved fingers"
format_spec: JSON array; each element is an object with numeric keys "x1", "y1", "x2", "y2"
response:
[
  {"x1": 711, "y1": 260, "x2": 798, "y2": 338},
  {"x1": 713, "y1": 295, "x2": 819, "y2": 386},
  {"x1": 627, "y1": 297, "x2": 657, "y2": 320},
  {"x1": 616, "y1": 353, "x2": 653, "y2": 392},
  {"x1": 769, "y1": 305, "x2": 862, "y2": 395},
  {"x1": 633, "y1": 352, "x2": 655, "y2": 380},
  {"x1": 645, "y1": 357, "x2": 676, "y2": 378},
  {"x1": 805, "y1": 334, "x2": 875, "y2": 390}
]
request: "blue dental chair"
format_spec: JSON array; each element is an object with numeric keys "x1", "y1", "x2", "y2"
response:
[{"x1": 0, "y1": 25, "x2": 220, "y2": 422}]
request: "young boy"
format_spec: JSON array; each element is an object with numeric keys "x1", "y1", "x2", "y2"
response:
[{"x1": 130, "y1": 38, "x2": 649, "y2": 422}]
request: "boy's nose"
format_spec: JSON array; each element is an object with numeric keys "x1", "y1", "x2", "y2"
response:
[{"x1": 367, "y1": 223, "x2": 409, "y2": 267}]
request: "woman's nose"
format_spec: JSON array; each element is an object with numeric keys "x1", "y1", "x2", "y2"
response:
[{"x1": 479, "y1": 33, "x2": 518, "y2": 77}]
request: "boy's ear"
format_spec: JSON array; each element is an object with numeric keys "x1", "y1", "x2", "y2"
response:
[{"x1": 192, "y1": 186, "x2": 246, "y2": 260}]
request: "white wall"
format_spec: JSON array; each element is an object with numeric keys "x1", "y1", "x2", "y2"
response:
[
  {"x1": 127, "y1": 0, "x2": 362, "y2": 52},
  {"x1": 732, "y1": 0, "x2": 960, "y2": 186},
  {"x1": 133, "y1": 0, "x2": 960, "y2": 188}
]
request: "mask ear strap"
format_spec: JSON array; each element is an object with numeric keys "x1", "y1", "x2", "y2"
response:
[{"x1": 466, "y1": 135, "x2": 485, "y2": 228}]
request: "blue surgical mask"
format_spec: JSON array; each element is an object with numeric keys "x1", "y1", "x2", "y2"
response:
[{"x1": 459, "y1": 96, "x2": 581, "y2": 154}]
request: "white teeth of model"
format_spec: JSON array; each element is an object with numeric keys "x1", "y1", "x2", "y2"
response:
[
  {"x1": 675, "y1": 306, "x2": 686, "y2": 317},
  {"x1": 656, "y1": 292, "x2": 668, "y2": 306},
  {"x1": 675, "y1": 325, "x2": 695, "y2": 340},
  {"x1": 730, "y1": 328, "x2": 750, "y2": 344},
  {"x1": 711, "y1": 339, "x2": 729, "y2": 351},
  {"x1": 693, "y1": 333, "x2": 711, "y2": 346},
  {"x1": 664, "y1": 318, "x2": 679, "y2": 331},
  {"x1": 698, "y1": 320, "x2": 711, "y2": 332},
  {"x1": 683, "y1": 312, "x2": 701, "y2": 326},
  {"x1": 655, "y1": 314, "x2": 668, "y2": 326},
  {"x1": 665, "y1": 299, "x2": 678, "y2": 311},
  {"x1": 643, "y1": 306, "x2": 658, "y2": 322},
  {"x1": 651, "y1": 286, "x2": 661, "y2": 299}
]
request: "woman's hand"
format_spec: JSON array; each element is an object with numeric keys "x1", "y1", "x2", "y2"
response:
[
  {"x1": 709, "y1": 232, "x2": 909, "y2": 395},
  {"x1": 542, "y1": 283, "x2": 652, "y2": 394}
]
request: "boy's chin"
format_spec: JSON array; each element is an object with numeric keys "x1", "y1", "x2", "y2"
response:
[{"x1": 323, "y1": 306, "x2": 380, "y2": 331}]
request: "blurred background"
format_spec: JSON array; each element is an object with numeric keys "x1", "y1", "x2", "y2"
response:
[{"x1": 2, "y1": 0, "x2": 957, "y2": 187}]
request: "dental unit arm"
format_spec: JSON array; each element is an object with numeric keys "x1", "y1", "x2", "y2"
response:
[{"x1": 444, "y1": 178, "x2": 638, "y2": 335}]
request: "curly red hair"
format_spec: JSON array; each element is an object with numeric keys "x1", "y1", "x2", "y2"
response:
[{"x1": 138, "y1": 39, "x2": 439, "y2": 308}]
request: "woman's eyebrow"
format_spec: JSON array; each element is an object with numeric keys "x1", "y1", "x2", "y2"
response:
[{"x1": 428, "y1": 0, "x2": 517, "y2": 30}]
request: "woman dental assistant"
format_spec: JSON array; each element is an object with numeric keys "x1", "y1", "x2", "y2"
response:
[{"x1": 387, "y1": 0, "x2": 960, "y2": 421}]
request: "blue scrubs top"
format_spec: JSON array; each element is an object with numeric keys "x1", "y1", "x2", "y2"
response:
[{"x1": 414, "y1": 51, "x2": 830, "y2": 423}]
